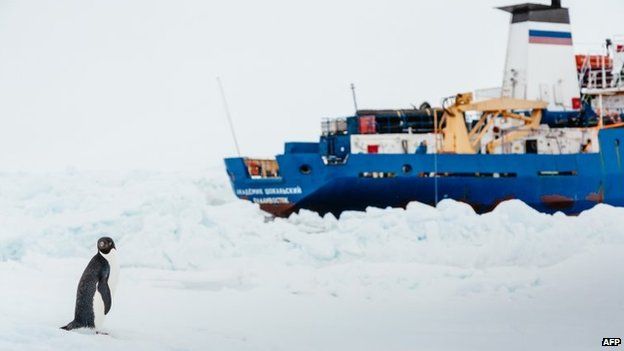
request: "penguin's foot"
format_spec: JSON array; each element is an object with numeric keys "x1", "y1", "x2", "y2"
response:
[
  {"x1": 96, "y1": 331, "x2": 109, "y2": 336},
  {"x1": 60, "y1": 321, "x2": 78, "y2": 331}
]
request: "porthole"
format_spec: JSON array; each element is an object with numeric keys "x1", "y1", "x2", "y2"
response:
[
  {"x1": 402, "y1": 164, "x2": 412, "y2": 174},
  {"x1": 299, "y1": 164, "x2": 312, "y2": 175}
]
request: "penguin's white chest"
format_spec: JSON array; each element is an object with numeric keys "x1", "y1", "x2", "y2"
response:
[
  {"x1": 94, "y1": 249, "x2": 119, "y2": 330},
  {"x1": 103, "y1": 249, "x2": 119, "y2": 294}
]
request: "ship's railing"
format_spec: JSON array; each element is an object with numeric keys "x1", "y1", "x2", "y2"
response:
[
  {"x1": 577, "y1": 53, "x2": 614, "y2": 90},
  {"x1": 577, "y1": 39, "x2": 624, "y2": 91},
  {"x1": 323, "y1": 108, "x2": 448, "y2": 137},
  {"x1": 244, "y1": 158, "x2": 280, "y2": 179}
]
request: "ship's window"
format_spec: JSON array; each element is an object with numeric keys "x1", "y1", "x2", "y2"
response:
[
  {"x1": 525, "y1": 139, "x2": 538, "y2": 154},
  {"x1": 402, "y1": 164, "x2": 412, "y2": 174},
  {"x1": 359, "y1": 172, "x2": 396, "y2": 178},
  {"x1": 299, "y1": 164, "x2": 312, "y2": 175},
  {"x1": 538, "y1": 171, "x2": 577, "y2": 176},
  {"x1": 419, "y1": 172, "x2": 516, "y2": 178}
]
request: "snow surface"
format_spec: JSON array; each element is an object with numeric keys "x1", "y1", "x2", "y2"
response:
[{"x1": 0, "y1": 168, "x2": 622, "y2": 350}]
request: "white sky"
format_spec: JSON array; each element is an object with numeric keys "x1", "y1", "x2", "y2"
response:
[{"x1": 0, "y1": 0, "x2": 622, "y2": 171}]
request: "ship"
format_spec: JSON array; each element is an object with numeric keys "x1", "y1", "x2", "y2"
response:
[{"x1": 224, "y1": 0, "x2": 624, "y2": 217}]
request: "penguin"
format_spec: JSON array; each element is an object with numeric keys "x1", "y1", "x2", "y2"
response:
[{"x1": 61, "y1": 236, "x2": 119, "y2": 332}]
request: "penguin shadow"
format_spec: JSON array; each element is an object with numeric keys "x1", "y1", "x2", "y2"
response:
[{"x1": 65, "y1": 328, "x2": 111, "y2": 337}]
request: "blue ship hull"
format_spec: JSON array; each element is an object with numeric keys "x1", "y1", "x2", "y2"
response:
[{"x1": 225, "y1": 128, "x2": 624, "y2": 217}]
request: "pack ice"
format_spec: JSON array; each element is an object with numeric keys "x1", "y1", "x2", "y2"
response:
[{"x1": 0, "y1": 168, "x2": 622, "y2": 351}]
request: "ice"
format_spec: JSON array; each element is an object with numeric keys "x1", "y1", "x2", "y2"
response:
[{"x1": 0, "y1": 168, "x2": 622, "y2": 350}]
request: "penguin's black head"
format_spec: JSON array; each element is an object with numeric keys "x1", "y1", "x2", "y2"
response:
[{"x1": 97, "y1": 237, "x2": 116, "y2": 255}]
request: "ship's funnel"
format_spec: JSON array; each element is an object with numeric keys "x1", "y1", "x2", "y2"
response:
[{"x1": 498, "y1": 1, "x2": 580, "y2": 111}]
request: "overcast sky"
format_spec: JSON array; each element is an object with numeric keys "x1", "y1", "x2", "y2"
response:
[{"x1": 0, "y1": 0, "x2": 622, "y2": 171}]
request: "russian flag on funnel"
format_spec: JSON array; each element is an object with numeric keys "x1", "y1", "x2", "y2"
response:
[{"x1": 529, "y1": 30, "x2": 573, "y2": 46}]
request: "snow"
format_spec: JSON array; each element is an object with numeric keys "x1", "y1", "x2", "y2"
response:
[{"x1": 0, "y1": 168, "x2": 623, "y2": 350}]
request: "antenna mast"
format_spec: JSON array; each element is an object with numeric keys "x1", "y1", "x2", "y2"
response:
[
  {"x1": 216, "y1": 76, "x2": 241, "y2": 157},
  {"x1": 350, "y1": 83, "x2": 359, "y2": 112}
]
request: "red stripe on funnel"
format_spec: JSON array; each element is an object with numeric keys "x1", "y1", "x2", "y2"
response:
[{"x1": 529, "y1": 37, "x2": 573, "y2": 45}]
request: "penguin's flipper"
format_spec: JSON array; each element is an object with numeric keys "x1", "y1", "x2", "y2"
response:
[{"x1": 97, "y1": 276, "x2": 112, "y2": 315}]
